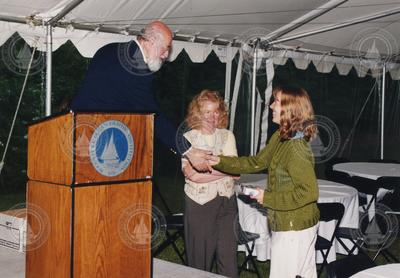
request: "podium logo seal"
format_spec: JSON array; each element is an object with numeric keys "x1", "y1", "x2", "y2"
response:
[{"x1": 89, "y1": 120, "x2": 134, "y2": 177}]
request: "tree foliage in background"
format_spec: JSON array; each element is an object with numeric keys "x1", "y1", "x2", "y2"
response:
[{"x1": 0, "y1": 38, "x2": 87, "y2": 194}]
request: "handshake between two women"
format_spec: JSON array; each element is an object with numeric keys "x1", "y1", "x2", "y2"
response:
[{"x1": 184, "y1": 147, "x2": 265, "y2": 204}]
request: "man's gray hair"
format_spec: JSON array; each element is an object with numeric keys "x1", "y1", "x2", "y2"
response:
[{"x1": 141, "y1": 25, "x2": 164, "y2": 42}]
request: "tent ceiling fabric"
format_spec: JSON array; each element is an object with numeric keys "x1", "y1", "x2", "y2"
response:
[{"x1": 1, "y1": 0, "x2": 400, "y2": 78}]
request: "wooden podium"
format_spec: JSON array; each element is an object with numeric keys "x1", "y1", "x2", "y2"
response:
[{"x1": 26, "y1": 112, "x2": 153, "y2": 278}]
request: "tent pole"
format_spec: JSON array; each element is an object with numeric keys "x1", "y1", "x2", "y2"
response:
[
  {"x1": 225, "y1": 58, "x2": 232, "y2": 110},
  {"x1": 250, "y1": 40, "x2": 259, "y2": 155},
  {"x1": 270, "y1": 7, "x2": 400, "y2": 46},
  {"x1": 44, "y1": 0, "x2": 86, "y2": 116},
  {"x1": 264, "y1": 0, "x2": 348, "y2": 42},
  {"x1": 381, "y1": 64, "x2": 386, "y2": 159},
  {"x1": 45, "y1": 25, "x2": 52, "y2": 116},
  {"x1": 47, "y1": 0, "x2": 86, "y2": 26},
  {"x1": 229, "y1": 52, "x2": 243, "y2": 132}
]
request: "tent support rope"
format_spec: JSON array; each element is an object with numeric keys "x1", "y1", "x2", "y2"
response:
[
  {"x1": 0, "y1": 47, "x2": 37, "y2": 175},
  {"x1": 339, "y1": 80, "x2": 378, "y2": 157}
]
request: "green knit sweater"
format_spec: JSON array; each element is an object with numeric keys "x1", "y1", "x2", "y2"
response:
[{"x1": 214, "y1": 131, "x2": 320, "y2": 231}]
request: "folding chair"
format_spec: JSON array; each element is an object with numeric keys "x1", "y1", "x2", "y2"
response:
[
  {"x1": 237, "y1": 223, "x2": 262, "y2": 278},
  {"x1": 237, "y1": 194, "x2": 268, "y2": 216},
  {"x1": 326, "y1": 254, "x2": 376, "y2": 278},
  {"x1": 324, "y1": 157, "x2": 350, "y2": 180},
  {"x1": 376, "y1": 176, "x2": 400, "y2": 262},
  {"x1": 336, "y1": 178, "x2": 395, "y2": 259},
  {"x1": 335, "y1": 226, "x2": 367, "y2": 256},
  {"x1": 348, "y1": 175, "x2": 399, "y2": 263},
  {"x1": 337, "y1": 180, "x2": 399, "y2": 265},
  {"x1": 370, "y1": 201, "x2": 400, "y2": 263},
  {"x1": 371, "y1": 214, "x2": 399, "y2": 263},
  {"x1": 151, "y1": 181, "x2": 186, "y2": 264},
  {"x1": 325, "y1": 170, "x2": 352, "y2": 185},
  {"x1": 377, "y1": 176, "x2": 400, "y2": 211},
  {"x1": 325, "y1": 157, "x2": 351, "y2": 170},
  {"x1": 335, "y1": 177, "x2": 379, "y2": 257},
  {"x1": 349, "y1": 176, "x2": 380, "y2": 212},
  {"x1": 152, "y1": 213, "x2": 186, "y2": 264},
  {"x1": 315, "y1": 202, "x2": 345, "y2": 277},
  {"x1": 234, "y1": 194, "x2": 265, "y2": 278}
]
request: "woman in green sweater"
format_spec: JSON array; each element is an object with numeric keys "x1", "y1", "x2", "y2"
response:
[{"x1": 210, "y1": 85, "x2": 320, "y2": 278}]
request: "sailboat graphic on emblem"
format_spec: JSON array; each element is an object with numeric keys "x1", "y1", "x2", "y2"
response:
[
  {"x1": 90, "y1": 120, "x2": 134, "y2": 177},
  {"x1": 99, "y1": 131, "x2": 120, "y2": 167}
]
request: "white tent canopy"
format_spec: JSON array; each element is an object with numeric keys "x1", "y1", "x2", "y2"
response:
[{"x1": 1, "y1": 0, "x2": 400, "y2": 76}]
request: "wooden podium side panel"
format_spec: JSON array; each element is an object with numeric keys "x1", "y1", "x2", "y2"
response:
[
  {"x1": 26, "y1": 181, "x2": 72, "y2": 278},
  {"x1": 74, "y1": 181, "x2": 152, "y2": 278},
  {"x1": 28, "y1": 114, "x2": 73, "y2": 184},
  {"x1": 74, "y1": 114, "x2": 153, "y2": 184}
]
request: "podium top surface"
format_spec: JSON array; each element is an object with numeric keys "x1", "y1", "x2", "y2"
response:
[{"x1": 28, "y1": 110, "x2": 156, "y2": 127}]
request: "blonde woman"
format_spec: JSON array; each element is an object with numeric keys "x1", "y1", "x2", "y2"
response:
[
  {"x1": 210, "y1": 86, "x2": 320, "y2": 278},
  {"x1": 182, "y1": 90, "x2": 238, "y2": 278}
]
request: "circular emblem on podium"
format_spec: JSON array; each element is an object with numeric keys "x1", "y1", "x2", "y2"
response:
[{"x1": 89, "y1": 120, "x2": 134, "y2": 177}]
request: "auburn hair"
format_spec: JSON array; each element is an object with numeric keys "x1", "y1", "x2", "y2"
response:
[
  {"x1": 186, "y1": 90, "x2": 228, "y2": 129},
  {"x1": 273, "y1": 86, "x2": 317, "y2": 141}
]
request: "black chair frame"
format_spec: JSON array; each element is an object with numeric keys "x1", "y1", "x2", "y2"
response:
[
  {"x1": 236, "y1": 223, "x2": 262, "y2": 278},
  {"x1": 315, "y1": 202, "x2": 345, "y2": 277}
]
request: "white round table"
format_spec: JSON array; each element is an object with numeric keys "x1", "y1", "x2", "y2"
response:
[
  {"x1": 333, "y1": 162, "x2": 400, "y2": 180},
  {"x1": 236, "y1": 175, "x2": 359, "y2": 263},
  {"x1": 350, "y1": 263, "x2": 400, "y2": 278},
  {"x1": 333, "y1": 162, "x2": 400, "y2": 221},
  {"x1": 318, "y1": 179, "x2": 359, "y2": 229}
]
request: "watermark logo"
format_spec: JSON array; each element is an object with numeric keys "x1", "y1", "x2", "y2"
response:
[
  {"x1": 118, "y1": 204, "x2": 167, "y2": 251},
  {"x1": 1, "y1": 35, "x2": 44, "y2": 76},
  {"x1": 309, "y1": 115, "x2": 341, "y2": 164},
  {"x1": 292, "y1": 115, "x2": 341, "y2": 164},
  {"x1": 175, "y1": 120, "x2": 206, "y2": 153},
  {"x1": 117, "y1": 41, "x2": 153, "y2": 76},
  {"x1": 7, "y1": 203, "x2": 50, "y2": 251},
  {"x1": 350, "y1": 203, "x2": 399, "y2": 252},
  {"x1": 89, "y1": 120, "x2": 134, "y2": 177},
  {"x1": 350, "y1": 28, "x2": 399, "y2": 77},
  {"x1": 59, "y1": 115, "x2": 97, "y2": 164},
  {"x1": 236, "y1": 27, "x2": 273, "y2": 75}
]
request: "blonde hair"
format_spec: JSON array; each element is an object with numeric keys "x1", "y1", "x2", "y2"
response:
[
  {"x1": 186, "y1": 90, "x2": 228, "y2": 129},
  {"x1": 273, "y1": 86, "x2": 317, "y2": 141}
]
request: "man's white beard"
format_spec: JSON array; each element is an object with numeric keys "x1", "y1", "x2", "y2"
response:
[{"x1": 147, "y1": 58, "x2": 163, "y2": 72}]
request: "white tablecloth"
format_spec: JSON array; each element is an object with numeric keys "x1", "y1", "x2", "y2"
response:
[
  {"x1": 318, "y1": 179, "x2": 359, "y2": 229},
  {"x1": 333, "y1": 162, "x2": 400, "y2": 180},
  {"x1": 236, "y1": 175, "x2": 359, "y2": 263},
  {"x1": 350, "y1": 263, "x2": 400, "y2": 278},
  {"x1": 333, "y1": 162, "x2": 399, "y2": 220}
]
